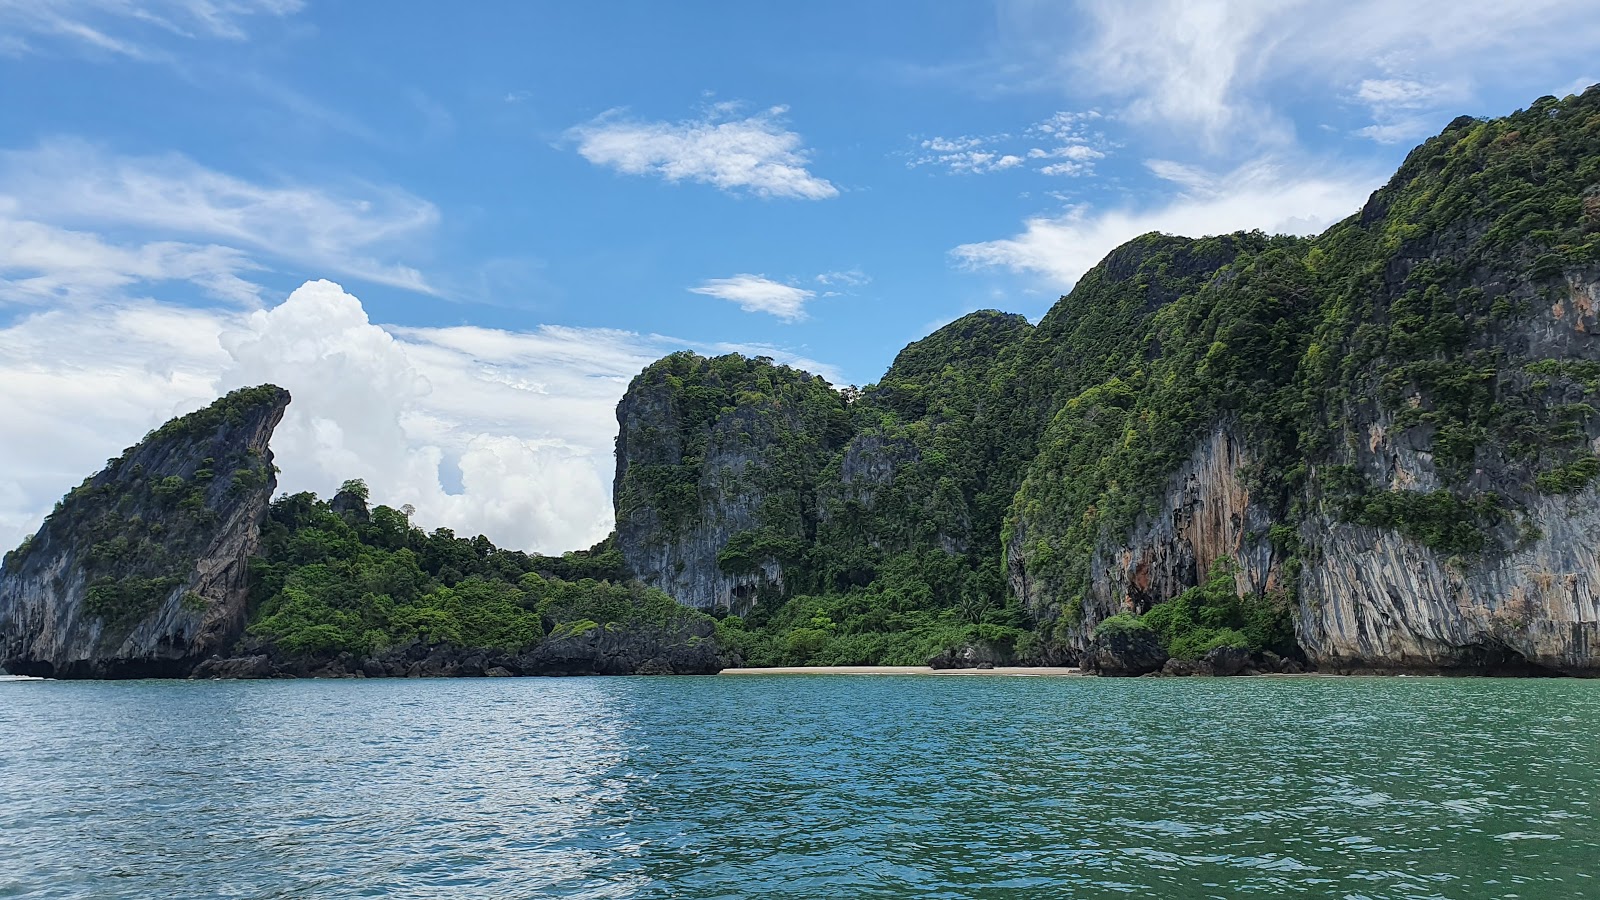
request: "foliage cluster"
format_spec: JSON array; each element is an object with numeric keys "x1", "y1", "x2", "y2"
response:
[
  {"x1": 246, "y1": 489, "x2": 708, "y2": 659},
  {"x1": 1094, "y1": 560, "x2": 1294, "y2": 660}
]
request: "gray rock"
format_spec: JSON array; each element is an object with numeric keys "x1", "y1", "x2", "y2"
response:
[
  {"x1": 1161, "y1": 658, "x2": 1214, "y2": 677},
  {"x1": 191, "y1": 654, "x2": 276, "y2": 679},
  {"x1": 1203, "y1": 645, "x2": 1250, "y2": 676},
  {"x1": 928, "y1": 641, "x2": 1011, "y2": 669}
]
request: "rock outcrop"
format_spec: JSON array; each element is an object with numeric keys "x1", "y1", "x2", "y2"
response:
[
  {"x1": 1081, "y1": 627, "x2": 1168, "y2": 677},
  {"x1": 612, "y1": 352, "x2": 849, "y2": 610},
  {"x1": 0, "y1": 386, "x2": 289, "y2": 678}
]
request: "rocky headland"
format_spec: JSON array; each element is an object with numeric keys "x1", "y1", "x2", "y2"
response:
[{"x1": 5, "y1": 87, "x2": 1600, "y2": 678}]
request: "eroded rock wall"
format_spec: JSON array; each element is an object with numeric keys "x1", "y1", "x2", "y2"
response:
[{"x1": 0, "y1": 386, "x2": 288, "y2": 678}]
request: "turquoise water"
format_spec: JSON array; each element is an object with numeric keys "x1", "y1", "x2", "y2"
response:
[{"x1": 1, "y1": 675, "x2": 1596, "y2": 899}]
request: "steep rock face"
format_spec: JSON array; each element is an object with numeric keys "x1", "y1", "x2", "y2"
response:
[
  {"x1": 1297, "y1": 492, "x2": 1600, "y2": 673},
  {"x1": 0, "y1": 386, "x2": 288, "y2": 678},
  {"x1": 1012, "y1": 425, "x2": 1283, "y2": 656},
  {"x1": 812, "y1": 310, "x2": 1031, "y2": 581},
  {"x1": 1006, "y1": 89, "x2": 1600, "y2": 673},
  {"x1": 613, "y1": 352, "x2": 849, "y2": 610},
  {"x1": 1291, "y1": 275, "x2": 1600, "y2": 673},
  {"x1": 606, "y1": 87, "x2": 1600, "y2": 673}
]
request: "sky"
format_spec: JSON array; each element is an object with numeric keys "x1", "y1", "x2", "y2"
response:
[{"x1": 2, "y1": 0, "x2": 1598, "y2": 555}]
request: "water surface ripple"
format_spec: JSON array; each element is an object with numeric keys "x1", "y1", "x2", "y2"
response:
[{"x1": 2, "y1": 675, "x2": 1596, "y2": 898}]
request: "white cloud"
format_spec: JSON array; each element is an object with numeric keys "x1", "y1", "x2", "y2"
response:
[
  {"x1": 910, "y1": 110, "x2": 1107, "y2": 176},
  {"x1": 568, "y1": 105, "x2": 838, "y2": 200},
  {"x1": 1351, "y1": 77, "x2": 1470, "y2": 144},
  {"x1": 0, "y1": 280, "x2": 846, "y2": 555},
  {"x1": 0, "y1": 0, "x2": 302, "y2": 59},
  {"x1": 815, "y1": 269, "x2": 870, "y2": 288},
  {"x1": 951, "y1": 157, "x2": 1380, "y2": 288},
  {"x1": 0, "y1": 139, "x2": 438, "y2": 293},
  {"x1": 689, "y1": 274, "x2": 816, "y2": 322},
  {"x1": 0, "y1": 215, "x2": 263, "y2": 305},
  {"x1": 1005, "y1": 0, "x2": 1600, "y2": 148}
]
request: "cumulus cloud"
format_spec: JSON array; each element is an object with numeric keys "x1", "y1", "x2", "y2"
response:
[
  {"x1": 951, "y1": 157, "x2": 1380, "y2": 288},
  {"x1": 689, "y1": 274, "x2": 815, "y2": 322},
  {"x1": 0, "y1": 139, "x2": 438, "y2": 293},
  {"x1": 568, "y1": 105, "x2": 838, "y2": 200},
  {"x1": 909, "y1": 110, "x2": 1107, "y2": 176},
  {"x1": 0, "y1": 280, "x2": 845, "y2": 555},
  {"x1": 0, "y1": 0, "x2": 303, "y2": 60}
]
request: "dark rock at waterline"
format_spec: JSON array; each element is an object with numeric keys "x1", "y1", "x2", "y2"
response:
[
  {"x1": 1082, "y1": 629, "x2": 1168, "y2": 677},
  {"x1": 1161, "y1": 657, "x2": 1213, "y2": 677},
  {"x1": 1204, "y1": 645, "x2": 1250, "y2": 676},
  {"x1": 191, "y1": 654, "x2": 275, "y2": 679},
  {"x1": 928, "y1": 641, "x2": 1012, "y2": 669}
]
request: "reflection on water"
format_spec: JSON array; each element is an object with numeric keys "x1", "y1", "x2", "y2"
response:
[{"x1": 1, "y1": 675, "x2": 1596, "y2": 899}]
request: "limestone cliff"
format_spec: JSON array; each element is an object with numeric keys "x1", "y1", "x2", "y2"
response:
[
  {"x1": 0, "y1": 386, "x2": 288, "y2": 677},
  {"x1": 606, "y1": 87, "x2": 1600, "y2": 673},
  {"x1": 1293, "y1": 267, "x2": 1600, "y2": 673},
  {"x1": 612, "y1": 352, "x2": 850, "y2": 610},
  {"x1": 1007, "y1": 91, "x2": 1600, "y2": 674}
]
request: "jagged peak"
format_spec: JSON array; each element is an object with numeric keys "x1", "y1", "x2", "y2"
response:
[{"x1": 139, "y1": 384, "x2": 290, "y2": 447}]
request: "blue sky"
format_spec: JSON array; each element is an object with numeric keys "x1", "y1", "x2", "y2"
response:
[{"x1": 2, "y1": 0, "x2": 1598, "y2": 553}]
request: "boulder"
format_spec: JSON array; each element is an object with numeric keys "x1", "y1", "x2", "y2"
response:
[
  {"x1": 928, "y1": 641, "x2": 1011, "y2": 669},
  {"x1": 1083, "y1": 629, "x2": 1168, "y2": 676},
  {"x1": 1203, "y1": 645, "x2": 1251, "y2": 676},
  {"x1": 1160, "y1": 658, "x2": 1214, "y2": 677},
  {"x1": 191, "y1": 654, "x2": 276, "y2": 679}
]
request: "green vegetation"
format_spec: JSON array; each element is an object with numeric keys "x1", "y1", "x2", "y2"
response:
[
  {"x1": 1089, "y1": 562, "x2": 1293, "y2": 660},
  {"x1": 142, "y1": 384, "x2": 288, "y2": 445},
  {"x1": 246, "y1": 490, "x2": 709, "y2": 658},
  {"x1": 614, "y1": 351, "x2": 851, "y2": 544}
]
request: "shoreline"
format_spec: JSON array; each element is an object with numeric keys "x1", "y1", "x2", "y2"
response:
[{"x1": 718, "y1": 665, "x2": 1083, "y2": 676}]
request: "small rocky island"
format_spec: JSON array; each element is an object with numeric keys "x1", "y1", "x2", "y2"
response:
[{"x1": 4, "y1": 88, "x2": 1600, "y2": 678}]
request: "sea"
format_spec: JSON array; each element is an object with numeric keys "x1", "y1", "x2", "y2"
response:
[{"x1": 1, "y1": 674, "x2": 1596, "y2": 899}]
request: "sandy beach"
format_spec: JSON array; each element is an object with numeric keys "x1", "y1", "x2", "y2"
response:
[{"x1": 717, "y1": 665, "x2": 1082, "y2": 676}]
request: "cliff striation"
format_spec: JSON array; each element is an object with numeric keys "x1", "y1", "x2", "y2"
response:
[{"x1": 0, "y1": 386, "x2": 289, "y2": 678}]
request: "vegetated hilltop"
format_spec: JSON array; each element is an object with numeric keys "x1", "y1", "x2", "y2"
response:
[{"x1": 614, "y1": 87, "x2": 1600, "y2": 676}]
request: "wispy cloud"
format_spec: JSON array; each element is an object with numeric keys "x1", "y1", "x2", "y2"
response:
[
  {"x1": 990, "y1": 0, "x2": 1600, "y2": 150},
  {"x1": 815, "y1": 269, "x2": 870, "y2": 288},
  {"x1": 0, "y1": 0, "x2": 303, "y2": 60},
  {"x1": 1351, "y1": 77, "x2": 1469, "y2": 144},
  {"x1": 568, "y1": 104, "x2": 838, "y2": 200},
  {"x1": 0, "y1": 212, "x2": 262, "y2": 305},
  {"x1": 952, "y1": 156, "x2": 1380, "y2": 288},
  {"x1": 909, "y1": 110, "x2": 1107, "y2": 177},
  {"x1": 0, "y1": 139, "x2": 439, "y2": 293},
  {"x1": 689, "y1": 274, "x2": 816, "y2": 321}
]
